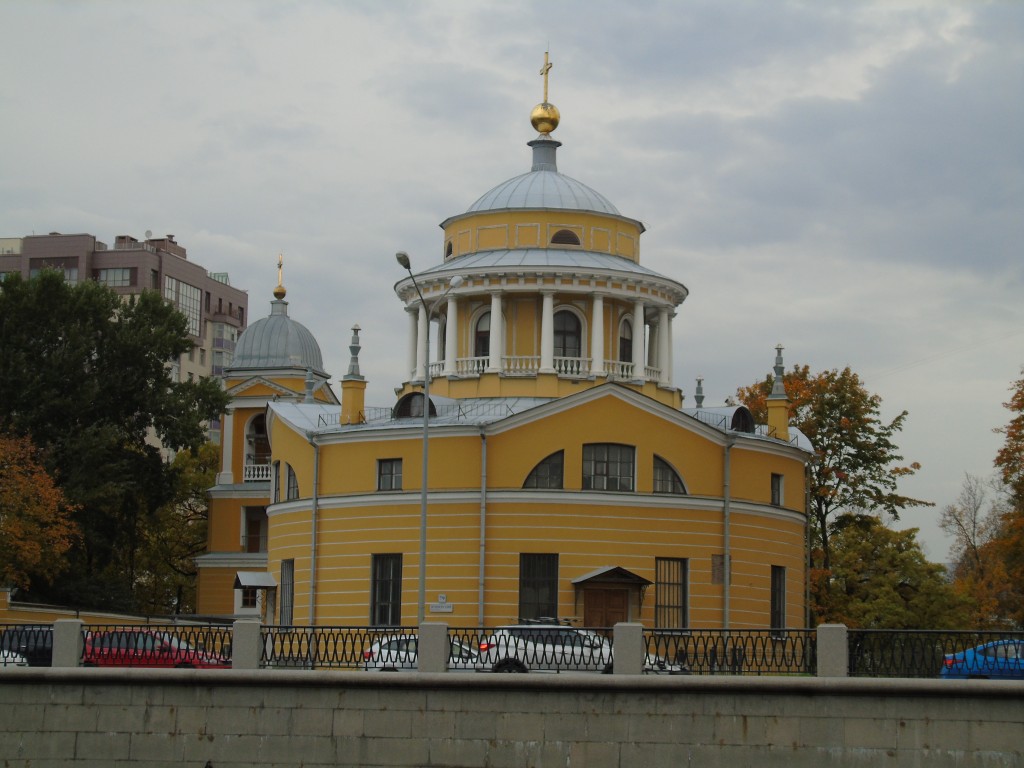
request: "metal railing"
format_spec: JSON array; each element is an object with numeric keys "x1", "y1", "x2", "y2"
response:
[
  {"x1": 848, "y1": 630, "x2": 1024, "y2": 678},
  {"x1": 260, "y1": 626, "x2": 410, "y2": 670},
  {"x1": 645, "y1": 629, "x2": 816, "y2": 676},
  {"x1": 80, "y1": 623, "x2": 233, "y2": 667}
]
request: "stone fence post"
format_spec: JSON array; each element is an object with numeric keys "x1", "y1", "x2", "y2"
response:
[
  {"x1": 816, "y1": 623, "x2": 849, "y2": 677},
  {"x1": 417, "y1": 622, "x2": 449, "y2": 672},
  {"x1": 613, "y1": 622, "x2": 645, "y2": 675},
  {"x1": 52, "y1": 619, "x2": 83, "y2": 668},
  {"x1": 231, "y1": 620, "x2": 262, "y2": 670}
]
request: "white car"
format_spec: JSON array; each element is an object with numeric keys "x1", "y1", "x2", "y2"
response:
[
  {"x1": 362, "y1": 634, "x2": 480, "y2": 672},
  {"x1": 477, "y1": 624, "x2": 688, "y2": 674},
  {"x1": 0, "y1": 648, "x2": 28, "y2": 668},
  {"x1": 477, "y1": 625, "x2": 614, "y2": 673}
]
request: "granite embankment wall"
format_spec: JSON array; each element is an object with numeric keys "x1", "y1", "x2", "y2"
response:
[{"x1": 1, "y1": 668, "x2": 1022, "y2": 767}]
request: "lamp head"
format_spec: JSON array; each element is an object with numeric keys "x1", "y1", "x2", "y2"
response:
[
  {"x1": 448, "y1": 275, "x2": 464, "y2": 290},
  {"x1": 395, "y1": 251, "x2": 411, "y2": 270}
]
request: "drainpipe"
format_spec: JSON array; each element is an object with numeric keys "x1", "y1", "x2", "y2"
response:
[
  {"x1": 306, "y1": 433, "x2": 320, "y2": 626},
  {"x1": 723, "y1": 436, "x2": 735, "y2": 629},
  {"x1": 477, "y1": 429, "x2": 487, "y2": 626}
]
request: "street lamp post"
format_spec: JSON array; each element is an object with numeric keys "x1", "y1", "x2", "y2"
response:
[{"x1": 395, "y1": 251, "x2": 463, "y2": 624}]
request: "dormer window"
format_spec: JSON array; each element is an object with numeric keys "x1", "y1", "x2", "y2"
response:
[{"x1": 550, "y1": 229, "x2": 581, "y2": 246}]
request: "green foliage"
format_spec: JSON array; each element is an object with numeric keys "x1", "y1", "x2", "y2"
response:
[
  {"x1": 0, "y1": 271, "x2": 229, "y2": 610},
  {"x1": 821, "y1": 515, "x2": 970, "y2": 629},
  {"x1": 738, "y1": 365, "x2": 932, "y2": 572},
  {"x1": 133, "y1": 443, "x2": 220, "y2": 615}
]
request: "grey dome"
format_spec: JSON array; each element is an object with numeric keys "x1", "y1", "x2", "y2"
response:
[
  {"x1": 468, "y1": 170, "x2": 620, "y2": 215},
  {"x1": 466, "y1": 135, "x2": 620, "y2": 216},
  {"x1": 231, "y1": 298, "x2": 324, "y2": 372}
]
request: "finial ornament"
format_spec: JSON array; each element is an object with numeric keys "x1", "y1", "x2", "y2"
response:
[
  {"x1": 274, "y1": 253, "x2": 287, "y2": 299},
  {"x1": 531, "y1": 50, "x2": 560, "y2": 135},
  {"x1": 540, "y1": 50, "x2": 552, "y2": 103}
]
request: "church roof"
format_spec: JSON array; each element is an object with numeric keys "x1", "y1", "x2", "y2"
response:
[
  {"x1": 229, "y1": 297, "x2": 325, "y2": 374},
  {"x1": 467, "y1": 167, "x2": 620, "y2": 215},
  {"x1": 419, "y1": 248, "x2": 670, "y2": 278}
]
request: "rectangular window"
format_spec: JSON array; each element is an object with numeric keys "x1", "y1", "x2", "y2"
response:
[
  {"x1": 582, "y1": 443, "x2": 635, "y2": 491},
  {"x1": 771, "y1": 473, "x2": 784, "y2": 506},
  {"x1": 371, "y1": 554, "x2": 403, "y2": 626},
  {"x1": 518, "y1": 553, "x2": 558, "y2": 620},
  {"x1": 377, "y1": 459, "x2": 402, "y2": 491},
  {"x1": 280, "y1": 559, "x2": 294, "y2": 625},
  {"x1": 95, "y1": 267, "x2": 133, "y2": 287},
  {"x1": 241, "y1": 587, "x2": 258, "y2": 609},
  {"x1": 771, "y1": 565, "x2": 786, "y2": 632},
  {"x1": 655, "y1": 557, "x2": 688, "y2": 629}
]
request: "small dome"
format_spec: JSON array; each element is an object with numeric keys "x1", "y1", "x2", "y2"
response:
[
  {"x1": 468, "y1": 170, "x2": 620, "y2": 215},
  {"x1": 231, "y1": 298, "x2": 324, "y2": 372},
  {"x1": 465, "y1": 135, "x2": 620, "y2": 216}
]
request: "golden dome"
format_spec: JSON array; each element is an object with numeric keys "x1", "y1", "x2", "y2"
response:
[{"x1": 531, "y1": 102, "x2": 560, "y2": 134}]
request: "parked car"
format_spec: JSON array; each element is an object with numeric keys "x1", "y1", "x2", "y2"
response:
[
  {"x1": 940, "y1": 639, "x2": 1024, "y2": 680},
  {"x1": 82, "y1": 629, "x2": 230, "y2": 669},
  {"x1": 0, "y1": 648, "x2": 28, "y2": 668},
  {"x1": 477, "y1": 624, "x2": 686, "y2": 674},
  {"x1": 0, "y1": 625, "x2": 53, "y2": 667},
  {"x1": 363, "y1": 633, "x2": 480, "y2": 672}
]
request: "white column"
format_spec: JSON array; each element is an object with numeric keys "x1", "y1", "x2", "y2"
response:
[
  {"x1": 632, "y1": 299, "x2": 645, "y2": 380},
  {"x1": 591, "y1": 293, "x2": 605, "y2": 376},
  {"x1": 443, "y1": 295, "x2": 459, "y2": 375},
  {"x1": 658, "y1": 306, "x2": 671, "y2": 386},
  {"x1": 406, "y1": 307, "x2": 419, "y2": 381},
  {"x1": 217, "y1": 407, "x2": 235, "y2": 484},
  {"x1": 539, "y1": 290, "x2": 555, "y2": 373},
  {"x1": 487, "y1": 292, "x2": 503, "y2": 373},
  {"x1": 417, "y1": 303, "x2": 428, "y2": 381},
  {"x1": 667, "y1": 311, "x2": 675, "y2": 386}
]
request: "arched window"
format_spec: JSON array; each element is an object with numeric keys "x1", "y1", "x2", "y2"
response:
[
  {"x1": 286, "y1": 464, "x2": 299, "y2": 500},
  {"x1": 475, "y1": 312, "x2": 490, "y2": 358},
  {"x1": 653, "y1": 456, "x2": 687, "y2": 494},
  {"x1": 523, "y1": 451, "x2": 564, "y2": 489},
  {"x1": 550, "y1": 229, "x2": 581, "y2": 246},
  {"x1": 619, "y1": 320, "x2": 633, "y2": 363},
  {"x1": 554, "y1": 310, "x2": 581, "y2": 358},
  {"x1": 393, "y1": 392, "x2": 434, "y2": 419}
]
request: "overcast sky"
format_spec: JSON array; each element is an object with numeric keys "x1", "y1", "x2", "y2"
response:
[{"x1": 3, "y1": 0, "x2": 1021, "y2": 560}]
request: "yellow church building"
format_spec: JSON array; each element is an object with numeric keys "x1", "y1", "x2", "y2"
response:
[{"x1": 195, "y1": 66, "x2": 812, "y2": 631}]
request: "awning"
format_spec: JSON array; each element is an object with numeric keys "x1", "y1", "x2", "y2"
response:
[
  {"x1": 234, "y1": 571, "x2": 278, "y2": 589},
  {"x1": 571, "y1": 566, "x2": 652, "y2": 586}
]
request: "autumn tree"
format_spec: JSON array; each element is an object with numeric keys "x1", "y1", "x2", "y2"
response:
[
  {"x1": 821, "y1": 514, "x2": 969, "y2": 629},
  {"x1": 133, "y1": 442, "x2": 219, "y2": 615},
  {"x1": 0, "y1": 271, "x2": 229, "y2": 611},
  {"x1": 738, "y1": 365, "x2": 931, "y2": 574},
  {"x1": 0, "y1": 433, "x2": 79, "y2": 589},
  {"x1": 994, "y1": 368, "x2": 1024, "y2": 504}
]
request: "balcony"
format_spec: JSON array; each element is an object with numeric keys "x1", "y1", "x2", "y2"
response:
[
  {"x1": 426, "y1": 356, "x2": 657, "y2": 383},
  {"x1": 244, "y1": 463, "x2": 272, "y2": 483}
]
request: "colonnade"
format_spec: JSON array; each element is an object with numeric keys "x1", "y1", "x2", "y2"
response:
[{"x1": 403, "y1": 291, "x2": 675, "y2": 387}]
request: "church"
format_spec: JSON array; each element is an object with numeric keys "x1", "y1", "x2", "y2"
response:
[{"x1": 195, "y1": 60, "x2": 812, "y2": 630}]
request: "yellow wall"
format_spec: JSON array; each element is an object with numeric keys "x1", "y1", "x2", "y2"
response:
[
  {"x1": 443, "y1": 210, "x2": 642, "y2": 262},
  {"x1": 256, "y1": 389, "x2": 808, "y2": 629}
]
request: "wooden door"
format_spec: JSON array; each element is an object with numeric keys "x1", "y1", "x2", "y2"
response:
[{"x1": 583, "y1": 588, "x2": 629, "y2": 628}]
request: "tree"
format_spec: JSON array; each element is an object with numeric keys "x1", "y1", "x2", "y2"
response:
[
  {"x1": 133, "y1": 443, "x2": 220, "y2": 615},
  {"x1": 994, "y1": 368, "x2": 1024, "y2": 504},
  {"x1": 0, "y1": 271, "x2": 229, "y2": 611},
  {"x1": 821, "y1": 514, "x2": 969, "y2": 629},
  {"x1": 738, "y1": 365, "x2": 931, "y2": 574},
  {"x1": 0, "y1": 433, "x2": 79, "y2": 589}
]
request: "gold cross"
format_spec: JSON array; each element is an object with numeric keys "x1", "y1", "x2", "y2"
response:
[
  {"x1": 539, "y1": 50, "x2": 552, "y2": 103},
  {"x1": 277, "y1": 254, "x2": 283, "y2": 287}
]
